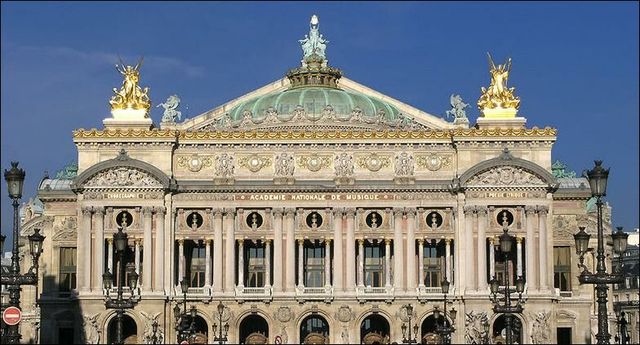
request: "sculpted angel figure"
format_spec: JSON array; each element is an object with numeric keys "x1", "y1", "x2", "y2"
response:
[
  {"x1": 110, "y1": 57, "x2": 151, "y2": 112},
  {"x1": 158, "y1": 95, "x2": 182, "y2": 123},
  {"x1": 477, "y1": 53, "x2": 521, "y2": 110},
  {"x1": 446, "y1": 94, "x2": 469, "y2": 121}
]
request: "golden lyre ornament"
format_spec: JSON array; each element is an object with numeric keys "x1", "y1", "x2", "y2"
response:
[
  {"x1": 109, "y1": 57, "x2": 151, "y2": 116},
  {"x1": 477, "y1": 53, "x2": 521, "y2": 113}
]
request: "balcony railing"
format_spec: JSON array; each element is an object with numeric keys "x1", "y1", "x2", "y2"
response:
[
  {"x1": 417, "y1": 286, "x2": 457, "y2": 301},
  {"x1": 235, "y1": 285, "x2": 272, "y2": 302},
  {"x1": 295, "y1": 285, "x2": 334, "y2": 302},
  {"x1": 356, "y1": 285, "x2": 394, "y2": 302}
]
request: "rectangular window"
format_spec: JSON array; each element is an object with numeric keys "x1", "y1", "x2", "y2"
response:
[
  {"x1": 304, "y1": 245, "x2": 325, "y2": 287},
  {"x1": 59, "y1": 247, "x2": 77, "y2": 292},
  {"x1": 246, "y1": 245, "x2": 265, "y2": 287},
  {"x1": 423, "y1": 242, "x2": 443, "y2": 287},
  {"x1": 554, "y1": 246, "x2": 571, "y2": 291},
  {"x1": 364, "y1": 244, "x2": 384, "y2": 287},
  {"x1": 188, "y1": 243, "x2": 206, "y2": 288},
  {"x1": 557, "y1": 327, "x2": 572, "y2": 344}
]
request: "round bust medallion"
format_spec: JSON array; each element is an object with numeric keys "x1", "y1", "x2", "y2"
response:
[
  {"x1": 116, "y1": 210, "x2": 133, "y2": 227},
  {"x1": 366, "y1": 154, "x2": 384, "y2": 172},
  {"x1": 306, "y1": 154, "x2": 323, "y2": 172},
  {"x1": 366, "y1": 211, "x2": 383, "y2": 229},
  {"x1": 246, "y1": 212, "x2": 264, "y2": 229},
  {"x1": 306, "y1": 212, "x2": 323, "y2": 228},
  {"x1": 425, "y1": 153, "x2": 443, "y2": 171},
  {"x1": 497, "y1": 210, "x2": 514, "y2": 226},
  {"x1": 188, "y1": 154, "x2": 203, "y2": 172},
  {"x1": 186, "y1": 212, "x2": 204, "y2": 229},
  {"x1": 426, "y1": 211, "x2": 443, "y2": 228},
  {"x1": 247, "y1": 155, "x2": 263, "y2": 173}
]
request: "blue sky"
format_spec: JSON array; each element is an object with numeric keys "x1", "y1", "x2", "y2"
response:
[{"x1": 1, "y1": 2, "x2": 638, "y2": 242}]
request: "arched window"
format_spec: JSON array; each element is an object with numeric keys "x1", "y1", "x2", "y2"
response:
[
  {"x1": 300, "y1": 315, "x2": 329, "y2": 344},
  {"x1": 107, "y1": 314, "x2": 137, "y2": 344},
  {"x1": 239, "y1": 315, "x2": 269, "y2": 344},
  {"x1": 360, "y1": 314, "x2": 390, "y2": 344},
  {"x1": 492, "y1": 314, "x2": 523, "y2": 344}
]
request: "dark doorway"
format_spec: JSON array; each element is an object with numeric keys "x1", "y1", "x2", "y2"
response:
[
  {"x1": 239, "y1": 314, "x2": 269, "y2": 344},
  {"x1": 300, "y1": 315, "x2": 329, "y2": 344},
  {"x1": 107, "y1": 314, "x2": 138, "y2": 344},
  {"x1": 557, "y1": 327, "x2": 572, "y2": 344},
  {"x1": 360, "y1": 314, "x2": 390, "y2": 344},
  {"x1": 492, "y1": 315, "x2": 522, "y2": 344}
]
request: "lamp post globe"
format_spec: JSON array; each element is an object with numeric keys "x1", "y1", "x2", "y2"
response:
[
  {"x1": 574, "y1": 227, "x2": 591, "y2": 256},
  {"x1": 28, "y1": 229, "x2": 45, "y2": 260},
  {"x1": 612, "y1": 227, "x2": 629, "y2": 255},
  {"x1": 586, "y1": 160, "x2": 609, "y2": 197},
  {"x1": 4, "y1": 161, "x2": 25, "y2": 200}
]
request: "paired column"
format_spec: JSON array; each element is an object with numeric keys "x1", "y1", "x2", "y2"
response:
[
  {"x1": 134, "y1": 239, "x2": 141, "y2": 287},
  {"x1": 237, "y1": 240, "x2": 244, "y2": 287},
  {"x1": 205, "y1": 239, "x2": 212, "y2": 288},
  {"x1": 406, "y1": 208, "x2": 416, "y2": 292},
  {"x1": 142, "y1": 207, "x2": 153, "y2": 292},
  {"x1": 345, "y1": 209, "x2": 356, "y2": 292},
  {"x1": 357, "y1": 239, "x2": 365, "y2": 287},
  {"x1": 272, "y1": 209, "x2": 283, "y2": 292},
  {"x1": 93, "y1": 207, "x2": 105, "y2": 291},
  {"x1": 107, "y1": 238, "x2": 114, "y2": 273},
  {"x1": 324, "y1": 239, "x2": 331, "y2": 287},
  {"x1": 265, "y1": 240, "x2": 271, "y2": 287},
  {"x1": 154, "y1": 207, "x2": 166, "y2": 292},
  {"x1": 79, "y1": 207, "x2": 92, "y2": 292},
  {"x1": 393, "y1": 208, "x2": 404, "y2": 290},
  {"x1": 516, "y1": 237, "x2": 523, "y2": 277},
  {"x1": 463, "y1": 206, "x2": 476, "y2": 291},
  {"x1": 525, "y1": 206, "x2": 537, "y2": 291},
  {"x1": 178, "y1": 239, "x2": 185, "y2": 288},
  {"x1": 332, "y1": 209, "x2": 343, "y2": 292},
  {"x1": 285, "y1": 208, "x2": 296, "y2": 292},
  {"x1": 385, "y1": 239, "x2": 392, "y2": 288},
  {"x1": 477, "y1": 207, "x2": 488, "y2": 291},
  {"x1": 224, "y1": 209, "x2": 236, "y2": 292},
  {"x1": 489, "y1": 237, "x2": 496, "y2": 279},
  {"x1": 213, "y1": 209, "x2": 223, "y2": 292},
  {"x1": 297, "y1": 239, "x2": 304, "y2": 288},
  {"x1": 538, "y1": 206, "x2": 549, "y2": 290},
  {"x1": 445, "y1": 238, "x2": 452, "y2": 283},
  {"x1": 417, "y1": 239, "x2": 424, "y2": 287}
]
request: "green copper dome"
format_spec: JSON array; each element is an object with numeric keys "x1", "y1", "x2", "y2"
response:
[{"x1": 228, "y1": 87, "x2": 402, "y2": 120}]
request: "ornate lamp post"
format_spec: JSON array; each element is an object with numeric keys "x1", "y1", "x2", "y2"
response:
[
  {"x1": 489, "y1": 219, "x2": 525, "y2": 345},
  {"x1": 174, "y1": 279, "x2": 198, "y2": 343},
  {"x1": 213, "y1": 301, "x2": 229, "y2": 344},
  {"x1": 574, "y1": 161, "x2": 629, "y2": 345},
  {"x1": 147, "y1": 320, "x2": 162, "y2": 345},
  {"x1": 434, "y1": 274, "x2": 457, "y2": 344},
  {"x1": 614, "y1": 310, "x2": 630, "y2": 345},
  {"x1": 102, "y1": 226, "x2": 139, "y2": 345},
  {"x1": 401, "y1": 304, "x2": 419, "y2": 344},
  {"x1": 1, "y1": 162, "x2": 46, "y2": 345}
]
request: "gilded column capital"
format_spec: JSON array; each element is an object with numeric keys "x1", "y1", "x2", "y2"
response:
[
  {"x1": 537, "y1": 206, "x2": 549, "y2": 215},
  {"x1": 344, "y1": 208, "x2": 356, "y2": 217},
  {"x1": 489, "y1": 236, "x2": 496, "y2": 244},
  {"x1": 264, "y1": 239, "x2": 272, "y2": 245},
  {"x1": 177, "y1": 239, "x2": 184, "y2": 245},
  {"x1": 324, "y1": 238, "x2": 332, "y2": 244},
  {"x1": 297, "y1": 238, "x2": 305, "y2": 245},
  {"x1": 236, "y1": 239, "x2": 244, "y2": 245},
  {"x1": 516, "y1": 237, "x2": 523, "y2": 244},
  {"x1": 385, "y1": 238, "x2": 393, "y2": 245},
  {"x1": 357, "y1": 238, "x2": 365, "y2": 245},
  {"x1": 107, "y1": 238, "x2": 113, "y2": 244},
  {"x1": 445, "y1": 238, "x2": 452, "y2": 245},
  {"x1": 525, "y1": 206, "x2": 537, "y2": 215}
]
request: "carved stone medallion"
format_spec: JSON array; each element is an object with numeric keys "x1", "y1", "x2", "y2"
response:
[
  {"x1": 275, "y1": 306, "x2": 292, "y2": 323},
  {"x1": 334, "y1": 153, "x2": 354, "y2": 177},
  {"x1": 297, "y1": 154, "x2": 330, "y2": 172},
  {"x1": 336, "y1": 305, "x2": 353, "y2": 323},
  {"x1": 178, "y1": 154, "x2": 212, "y2": 172},
  {"x1": 417, "y1": 153, "x2": 451, "y2": 171},
  {"x1": 394, "y1": 152, "x2": 414, "y2": 176},
  {"x1": 239, "y1": 154, "x2": 271, "y2": 173},
  {"x1": 357, "y1": 153, "x2": 390, "y2": 172}
]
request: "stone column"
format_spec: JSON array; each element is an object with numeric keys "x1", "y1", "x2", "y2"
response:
[
  {"x1": 285, "y1": 208, "x2": 296, "y2": 292},
  {"x1": 489, "y1": 237, "x2": 496, "y2": 279},
  {"x1": 406, "y1": 208, "x2": 416, "y2": 292},
  {"x1": 178, "y1": 239, "x2": 185, "y2": 288},
  {"x1": 516, "y1": 237, "x2": 523, "y2": 277},
  {"x1": 324, "y1": 239, "x2": 331, "y2": 287},
  {"x1": 358, "y1": 239, "x2": 365, "y2": 287},
  {"x1": 265, "y1": 240, "x2": 271, "y2": 288},
  {"x1": 205, "y1": 239, "x2": 212, "y2": 288},
  {"x1": 463, "y1": 206, "x2": 476, "y2": 291},
  {"x1": 107, "y1": 238, "x2": 114, "y2": 273},
  {"x1": 477, "y1": 207, "x2": 488, "y2": 291},
  {"x1": 134, "y1": 239, "x2": 141, "y2": 288},
  {"x1": 224, "y1": 208, "x2": 235, "y2": 293},
  {"x1": 237, "y1": 240, "x2": 244, "y2": 288},
  {"x1": 142, "y1": 207, "x2": 153, "y2": 292},
  {"x1": 445, "y1": 238, "x2": 452, "y2": 283},
  {"x1": 538, "y1": 206, "x2": 549, "y2": 290},
  {"x1": 297, "y1": 239, "x2": 304, "y2": 288},
  {"x1": 93, "y1": 207, "x2": 105, "y2": 292},
  {"x1": 393, "y1": 208, "x2": 404, "y2": 290},
  {"x1": 385, "y1": 239, "x2": 392, "y2": 288},
  {"x1": 525, "y1": 206, "x2": 537, "y2": 291},
  {"x1": 79, "y1": 206, "x2": 92, "y2": 292},
  {"x1": 332, "y1": 208, "x2": 343, "y2": 292},
  {"x1": 272, "y1": 208, "x2": 283, "y2": 292},
  {"x1": 212, "y1": 208, "x2": 223, "y2": 293},
  {"x1": 154, "y1": 206, "x2": 165, "y2": 293},
  {"x1": 345, "y1": 208, "x2": 356, "y2": 292},
  {"x1": 417, "y1": 239, "x2": 424, "y2": 287}
]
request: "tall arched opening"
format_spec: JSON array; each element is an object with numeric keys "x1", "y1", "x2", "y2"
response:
[
  {"x1": 106, "y1": 314, "x2": 138, "y2": 344},
  {"x1": 360, "y1": 314, "x2": 390, "y2": 344},
  {"x1": 239, "y1": 314, "x2": 269, "y2": 344},
  {"x1": 189, "y1": 316, "x2": 209, "y2": 344},
  {"x1": 420, "y1": 314, "x2": 451, "y2": 344},
  {"x1": 492, "y1": 314, "x2": 523, "y2": 344},
  {"x1": 300, "y1": 315, "x2": 330, "y2": 344}
]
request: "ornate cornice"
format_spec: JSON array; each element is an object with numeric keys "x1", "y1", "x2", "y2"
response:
[
  {"x1": 73, "y1": 128, "x2": 178, "y2": 139},
  {"x1": 451, "y1": 127, "x2": 557, "y2": 138}
]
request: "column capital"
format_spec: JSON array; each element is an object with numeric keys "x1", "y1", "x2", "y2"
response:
[
  {"x1": 489, "y1": 236, "x2": 496, "y2": 244},
  {"x1": 142, "y1": 206, "x2": 154, "y2": 215},
  {"x1": 153, "y1": 206, "x2": 166, "y2": 215},
  {"x1": 344, "y1": 208, "x2": 356, "y2": 217},
  {"x1": 210, "y1": 207, "x2": 222, "y2": 217},
  {"x1": 417, "y1": 238, "x2": 424, "y2": 245},
  {"x1": 81, "y1": 206, "x2": 93, "y2": 215},
  {"x1": 237, "y1": 239, "x2": 244, "y2": 245},
  {"x1": 264, "y1": 239, "x2": 272, "y2": 245},
  {"x1": 476, "y1": 207, "x2": 488, "y2": 216},
  {"x1": 357, "y1": 238, "x2": 365, "y2": 245},
  {"x1": 332, "y1": 207, "x2": 344, "y2": 217},
  {"x1": 177, "y1": 239, "x2": 184, "y2": 245},
  {"x1": 516, "y1": 236, "x2": 523, "y2": 244},
  {"x1": 284, "y1": 208, "x2": 296, "y2": 217},
  {"x1": 272, "y1": 207, "x2": 284, "y2": 217},
  {"x1": 93, "y1": 206, "x2": 105, "y2": 215},
  {"x1": 223, "y1": 207, "x2": 236, "y2": 216},
  {"x1": 324, "y1": 238, "x2": 332, "y2": 244},
  {"x1": 463, "y1": 205, "x2": 476, "y2": 214},
  {"x1": 537, "y1": 206, "x2": 549, "y2": 215},
  {"x1": 405, "y1": 207, "x2": 417, "y2": 216},
  {"x1": 297, "y1": 238, "x2": 304, "y2": 245},
  {"x1": 444, "y1": 238, "x2": 452, "y2": 245},
  {"x1": 393, "y1": 207, "x2": 404, "y2": 217},
  {"x1": 525, "y1": 205, "x2": 537, "y2": 215},
  {"x1": 107, "y1": 238, "x2": 113, "y2": 244},
  {"x1": 385, "y1": 238, "x2": 393, "y2": 245}
]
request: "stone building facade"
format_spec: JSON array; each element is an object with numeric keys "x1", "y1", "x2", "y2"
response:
[{"x1": 13, "y1": 16, "x2": 618, "y2": 345}]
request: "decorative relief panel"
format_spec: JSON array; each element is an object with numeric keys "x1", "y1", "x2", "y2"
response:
[
  {"x1": 334, "y1": 152, "x2": 354, "y2": 177},
  {"x1": 237, "y1": 209, "x2": 272, "y2": 231},
  {"x1": 296, "y1": 209, "x2": 330, "y2": 231},
  {"x1": 52, "y1": 216, "x2": 77, "y2": 241},
  {"x1": 238, "y1": 154, "x2": 272, "y2": 173},
  {"x1": 553, "y1": 215, "x2": 578, "y2": 240},
  {"x1": 177, "y1": 209, "x2": 211, "y2": 232},
  {"x1": 394, "y1": 152, "x2": 414, "y2": 176},
  {"x1": 418, "y1": 208, "x2": 453, "y2": 232},
  {"x1": 297, "y1": 154, "x2": 331, "y2": 172},
  {"x1": 214, "y1": 153, "x2": 235, "y2": 178},
  {"x1": 275, "y1": 153, "x2": 295, "y2": 177},
  {"x1": 177, "y1": 154, "x2": 212, "y2": 172},
  {"x1": 466, "y1": 166, "x2": 546, "y2": 186},
  {"x1": 416, "y1": 153, "x2": 452, "y2": 171},
  {"x1": 85, "y1": 167, "x2": 162, "y2": 188},
  {"x1": 356, "y1": 210, "x2": 391, "y2": 231},
  {"x1": 356, "y1": 153, "x2": 391, "y2": 172}
]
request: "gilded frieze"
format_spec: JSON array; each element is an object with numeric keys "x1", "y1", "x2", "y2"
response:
[
  {"x1": 73, "y1": 128, "x2": 177, "y2": 139},
  {"x1": 416, "y1": 153, "x2": 452, "y2": 171},
  {"x1": 356, "y1": 153, "x2": 390, "y2": 172},
  {"x1": 238, "y1": 154, "x2": 272, "y2": 173},
  {"x1": 297, "y1": 154, "x2": 331, "y2": 172},
  {"x1": 177, "y1": 154, "x2": 212, "y2": 172}
]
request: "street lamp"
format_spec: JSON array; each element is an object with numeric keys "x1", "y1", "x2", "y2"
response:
[
  {"x1": 574, "y1": 161, "x2": 629, "y2": 345},
  {"x1": 1, "y1": 162, "x2": 46, "y2": 345},
  {"x1": 175, "y1": 279, "x2": 198, "y2": 343},
  {"x1": 401, "y1": 304, "x2": 418, "y2": 344},
  {"x1": 102, "y1": 226, "x2": 139, "y2": 345},
  {"x1": 614, "y1": 311, "x2": 630, "y2": 345},
  {"x1": 489, "y1": 217, "x2": 525, "y2": 345},
  {"x1": 435, "y1": 258, "x2": 456, "y2": 344},
  {"x1": 146, "y1": 320, "x2": 163, "y2": 345},
  {"x1": 213, "y1": 301, "x2": 229, "y2": 344}
]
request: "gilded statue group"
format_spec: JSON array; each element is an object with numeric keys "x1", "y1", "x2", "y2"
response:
[
  {"x1": 109, "y1": 57, "x2": 151, "y2": 114},
  {"x1": 477, "y1": 53, "x2": 521, "y2": 110}
]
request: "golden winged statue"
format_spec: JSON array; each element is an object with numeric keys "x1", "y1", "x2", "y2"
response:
[
  {"x1": 109, "y1": 57, "x2": 151, "y2": 115},
  {"x1": 477, "y1": 53, "x2": 520, "y2": 112}
]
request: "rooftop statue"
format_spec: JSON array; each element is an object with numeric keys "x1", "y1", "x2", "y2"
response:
[
  {"x1": 299, "y1": 15, "x2": 329, "y2": 62},
  {"x1": 109, "y1": 57, "x2": 151, "y2": 115},
  {"x1": 158, "y1": 94, "x2": 182, "y2": 123},
  {"x1": 446, "y1": 94, "x2": 470, "y2": 123},
  {"x1": 477, "y1": 53, "x2": 521, "y2": 112}
]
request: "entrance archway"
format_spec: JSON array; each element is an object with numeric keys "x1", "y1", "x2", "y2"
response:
[
  {"x1": 300, "y1": 315, "x2": 329, "y2": 344},
  {"x1": 360, "y1": 314, "x2": 390, "y2": 344},
  {"x1": 189, "y1": 316, "x2": 209, "y2": 344},
  {"x1": 420, "y1": 314, "x2": 451, "y2": 344},
  {"x1": 107, "y1": 314, "x2": 137, "y2": 344},
  {"x1": 239, "y1": 314, "x2": 269, "y2": 344},
  {"x1": 492, "y1": 314, "x2": 523, "y2": 344}
]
